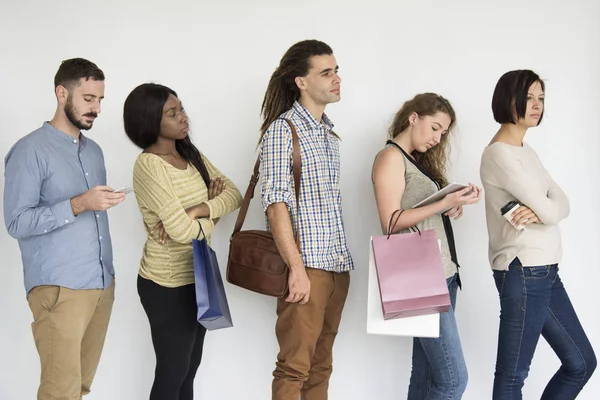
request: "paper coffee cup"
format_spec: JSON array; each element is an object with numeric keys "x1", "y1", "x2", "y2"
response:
[{"x1": 501, "y1": 200, "x2": 525, "y2": 230}]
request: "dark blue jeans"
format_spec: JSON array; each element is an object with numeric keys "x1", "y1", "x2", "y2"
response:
[
  {"x1": 408, "y1": 273, "x2": 468, "y2": 400},
  {"x1": 492, "y1": 260, "x2": 596, "y2": 399}
]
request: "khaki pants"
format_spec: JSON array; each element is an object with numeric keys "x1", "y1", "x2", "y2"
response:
[
  {"x1": 27, "y1": 283, "x2": 115, "y2": 400},
  {"x1": 272, "y1": 268, "x2": 350, "y2": 400}
]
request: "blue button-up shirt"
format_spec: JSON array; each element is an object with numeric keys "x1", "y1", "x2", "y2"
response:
[{"x1": 4, "y1": 122, "x2": 114, "y2": 295}]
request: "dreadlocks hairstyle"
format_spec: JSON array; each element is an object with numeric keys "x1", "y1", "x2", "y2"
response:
[{"x1": 259, "y1": 39, "x2": 333, "y2": 140}]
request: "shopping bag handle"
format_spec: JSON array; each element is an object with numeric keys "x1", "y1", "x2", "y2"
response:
[
  {"x1": 196, "y1": 220, "x2": 206, "y2": 240},
  {"x1": 386, "y1": 209, "x2": 421, "y2": 239}
]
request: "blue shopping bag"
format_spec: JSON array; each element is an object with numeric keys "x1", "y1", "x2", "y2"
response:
[{"x1": 192, "y1": 233, "x2": 233, "y2": 330}]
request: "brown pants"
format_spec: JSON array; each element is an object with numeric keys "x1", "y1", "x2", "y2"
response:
[
  {"x1": 27, "y1": 283, "x2": 115, "y2": 400},
  {"x1": 272, "y1": 268, "x2": 350, "y2": 400}
]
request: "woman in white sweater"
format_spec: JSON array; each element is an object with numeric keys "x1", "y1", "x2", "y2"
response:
[{"x1": 480, "y1": 69, "x2": 596, "y2": 399}]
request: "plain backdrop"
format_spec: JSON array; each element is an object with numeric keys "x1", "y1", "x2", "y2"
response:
[{"x1": 1, "y1": 0, "x2": 598, "y2": 398}]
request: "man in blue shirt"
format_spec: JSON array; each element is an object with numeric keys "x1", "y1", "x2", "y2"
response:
[{"x1": 4, "y1": 58, "x2": 125, "y2": 400}]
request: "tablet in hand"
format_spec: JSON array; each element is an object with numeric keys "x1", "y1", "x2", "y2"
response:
[{"x1": 412, "y1": 183, "x2": 468, "y2": 213}]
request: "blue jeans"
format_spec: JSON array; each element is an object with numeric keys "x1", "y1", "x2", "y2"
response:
[
  {"x1": 408, "y1": 273, "x2": 468, "y2": 400},
  {"x1": 492, "y1": 260, "x2": 596, "y2": 399}
]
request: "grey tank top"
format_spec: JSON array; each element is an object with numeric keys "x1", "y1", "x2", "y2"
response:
[{"x1": 389, "y1": 143, "x2": 458, "y2": 279}]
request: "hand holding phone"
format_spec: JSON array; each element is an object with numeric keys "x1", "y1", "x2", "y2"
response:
[{"x1": 71, "y1": 185, "x2": 126, "y2": 215}]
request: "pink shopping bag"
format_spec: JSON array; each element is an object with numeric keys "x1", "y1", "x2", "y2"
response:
[{"x1": 371, "y1": 210, "x2": 450, "y2": 320}]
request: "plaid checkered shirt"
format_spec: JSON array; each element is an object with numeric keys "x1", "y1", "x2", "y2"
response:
[{"x1": 260, "y1": 101, "x2": 354, "y2": 273}]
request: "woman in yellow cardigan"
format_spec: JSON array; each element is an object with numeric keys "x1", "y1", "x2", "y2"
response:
[{"x1": 123, "y1": 83, "x2": 242, "y2": 400}]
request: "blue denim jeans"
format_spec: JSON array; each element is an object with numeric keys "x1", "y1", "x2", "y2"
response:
[
  {"x1": 408, "y1": 273, "x2": 468, "y2": 400},
  {"x1": 492, "y1": 259, "x2": 597, "y2": 399}
]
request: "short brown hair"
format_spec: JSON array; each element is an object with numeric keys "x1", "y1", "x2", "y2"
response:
[{"x1": 54, "y1": 58, "x2": 104, "y2": 90}]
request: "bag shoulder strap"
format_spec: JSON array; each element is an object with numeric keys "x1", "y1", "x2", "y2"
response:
[{"x1": 232, "y1": 118, "x2": 301, "y2": 246}]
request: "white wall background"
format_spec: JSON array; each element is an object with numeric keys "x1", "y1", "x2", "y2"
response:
[{"x1": 1, "y1": 0, "x2": 598, "y2": 398}]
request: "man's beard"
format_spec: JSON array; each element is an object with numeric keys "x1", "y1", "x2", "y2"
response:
[{"x1": 65, "y1": 97, "x2": 97, "y2": 130}]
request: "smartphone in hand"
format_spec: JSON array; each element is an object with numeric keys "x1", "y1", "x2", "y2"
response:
[{"x1": 113, "y1": 186, "x2": 134, "y2": 194}]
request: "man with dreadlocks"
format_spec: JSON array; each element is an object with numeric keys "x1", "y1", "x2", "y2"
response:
[{"x1": 259, "y1": 39, "x2": 354, "y2": 400}]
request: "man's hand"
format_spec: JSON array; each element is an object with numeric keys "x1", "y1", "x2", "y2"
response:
[
  {"x1": 286, "y1": 264, "x2": 311, "y2": 304},
  {"x1": 70, "y1": 186, "x2": 125, "y2": 216}
]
